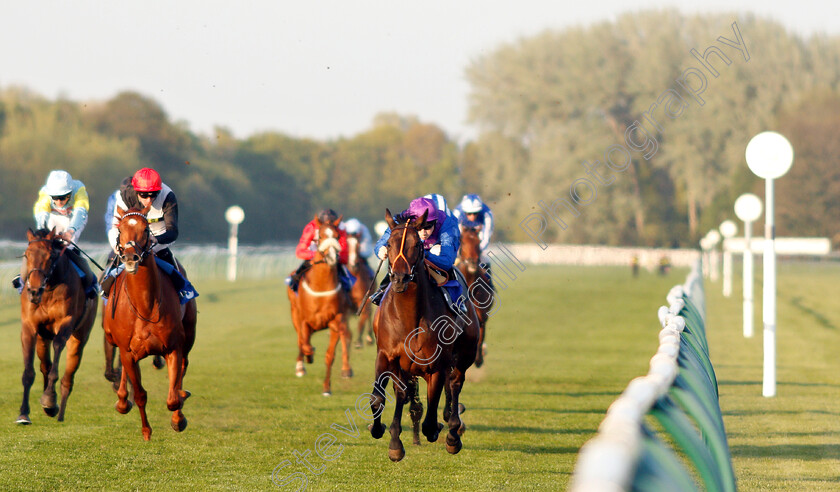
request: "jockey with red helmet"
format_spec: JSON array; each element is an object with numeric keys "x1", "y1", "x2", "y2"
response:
[
  {"x1": 102, "y1": 168, "x2": 186, "y2": 298},
  {"x1": 286, "y1": 209, "x2": 354, "y2": 292}
]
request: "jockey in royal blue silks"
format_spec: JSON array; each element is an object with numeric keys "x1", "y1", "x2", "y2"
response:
[
  {"x1": 369, "y1": 196, "x2": 467, "y2": 314},
  {"x1": 453, "y1": 193, "x2": 495, "y2": 290}
]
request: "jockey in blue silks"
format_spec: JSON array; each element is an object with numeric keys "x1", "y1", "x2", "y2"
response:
[
  {"x1": 453, "y1": 194, "x2": 494, "y2": 252},
  {"x1": 369, "y1": 197, "x2": 464, "y2": 312}
]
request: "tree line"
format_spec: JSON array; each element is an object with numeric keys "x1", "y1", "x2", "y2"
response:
[{"x1": 0, "y1": 10, "x2": 837, "y2": 247}]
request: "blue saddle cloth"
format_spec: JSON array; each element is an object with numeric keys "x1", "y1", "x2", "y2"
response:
[{"x1": 104, "y1": 257, "x2": 198, "y2": 305}]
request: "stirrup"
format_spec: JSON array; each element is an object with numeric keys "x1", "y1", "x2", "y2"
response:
[
  {"x1": 441, "y1": 287, "x2": 468, "y2": 315},
  {"x1": 370, "y1": 289, "x2": 384, "y2": 306}
]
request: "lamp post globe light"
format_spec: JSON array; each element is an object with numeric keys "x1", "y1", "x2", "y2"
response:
[
  {"x1": 745, "y1": 131, "x2": 794, "y2": 397},
  {"x1": 719, "y1": 220, "x2": 738, "y2": 298},
  {"x1": 225, "y1": 206, "x2": 246, "y2": 282},
  {"x1": 734, "y1": 193, "x2": 763, "y2": 339},
  {"x1": 706, "y1": 229, "x2": 721, "y2": 283}
]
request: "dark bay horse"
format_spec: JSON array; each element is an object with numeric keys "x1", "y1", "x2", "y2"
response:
[
  {"x1": 287, "y1": 215, "x2": 353, "y2": 396},
  {"x1": 18, "y1": 228, "x2": 98, "y2": 424},
  {"x1": 346, "y1": 234, "x2": 374, "y2": 348},
  {"x1": 102, "y1": 206, "x2": 197, "y2": 440},
  {"x1": 369, "y1": 210, "x2": 479, "y2": 462},
  {"x1": 456, "y1": 226, "x2": 494, "y2": 367}
]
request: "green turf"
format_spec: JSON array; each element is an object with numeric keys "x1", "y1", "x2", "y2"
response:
[{"x1": 0, "y1": 262, "x2": 837, "y2": 490}]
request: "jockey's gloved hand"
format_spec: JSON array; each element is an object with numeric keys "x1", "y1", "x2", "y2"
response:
[
  {"x1": 429, "y1": 245, "x2": 441, "y2": 256},
  {"x1": 377, "y1": 246, "x2": 387, "y2": 260}
]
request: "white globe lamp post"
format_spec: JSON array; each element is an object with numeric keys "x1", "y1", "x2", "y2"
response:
[
  {"x1": 746, "y1": 131, "x2": 794, "y2": 397},
  {"x1": 734, "y1": 193, "x2": 762, "y2": 339},
  {"x1": 225, "y1": 206, "x2": 245, "y2": 282},
  {"x1": 719, "y1": 220, "x2": 738, "y2": 298}
]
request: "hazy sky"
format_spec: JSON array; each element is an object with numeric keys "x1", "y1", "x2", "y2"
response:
[{"x1": 1, "y1": 1, "x2": 835, "y2": 142}]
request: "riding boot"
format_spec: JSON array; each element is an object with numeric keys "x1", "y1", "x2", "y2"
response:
[
  {"x1": 155, "y1": 248, "x2": 187, "y2": 293},
  {"x1": 67, "y1": 247, "x2": 99, "y2": 299},
  {"x1": 286, "y1": 260, "x2": 311, "y2": 292},
  {"x1": 11, "y1": 275, "x2": 22, "y2": 290},
  {"x1": 369, "y1": 273, "x2": 390, "y2": 306}
]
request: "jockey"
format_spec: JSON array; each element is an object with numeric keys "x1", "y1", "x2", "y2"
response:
[
  {"x1": 101, "y1": 167, "x2": 184, "y2": 298},
  {"x1": 454, "y1": 193, "x2": 495, "y2": 289},
  {"x1": 453, "y1": 194, "x2": 494, "y2": 251},
  {"x1": 343, "y1": 218, "x2": 375, "y2": 275},
  {"x1": 22, "y1": 170, "x2": 98, "y2": 297},
  {"x1": 370, "y1": 196, "x2": 464, "y2": 312},
  {"x1": 286, "y1": 209, "x2": 354, "y2": 292}
]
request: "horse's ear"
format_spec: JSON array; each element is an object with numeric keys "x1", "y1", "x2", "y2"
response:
[
  {"x1": 385, "y1": 209, "x2": 397, "y2": 230},
  {"x1": 313, "y1": 214, "x2": 321, "y2": 225},
  {"x1": 416, "y1": 209, "x2": 429, "y2": 229},
  {"x1": 333, "y1": 215, "x2": 343, "y2": 228},
  {"x1": 116, "y1": 206, "x2": 127, "y2": 219},
  {"x1": 26, "y1": 228, "x2": 36, "y2": 241},
  {"x1": 47, "y1": 226, "x2": 57, "y2": 238}
]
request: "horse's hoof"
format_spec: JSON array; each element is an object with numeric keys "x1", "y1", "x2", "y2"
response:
[
  {"x1": 295, "y1": 361, "x2": 306, "y2": 377},
  {"x1": 424, "y1": 422, "x2": 443, "y2": 442},
  {"x1": 368, "y1": 422, "x2": 386, "y2": 439},
  {"x1": 458, "y1": 403, "x2": 466, "y2": 415},
  {"x1": 142, "y1": 429, "x2": 152, "y2": 441},
  {"x1": 153, "y1": 356, "x2": 165, "y2": 370},
  {"x1": 15, "y1": 415, "x2": 31, "y2": 425},
  {"x1": 482, "y1": 343, "x2": 488, "y2": 355},
  {"x1": 446, "y1": 438, "x2": 463, "y2": 455},
  {"x1": 42, "y1": 406, "x2": 59, "y2": 418},
  {"x1": 365, "y1": 335, "x2": 374, "y2": 345},
  {"x1": 116, "y1": 400, "x2": 134, "y2": 414},
  {"x1": 181, "y1": 390, "x2": 192, "y2": 401},
  {"x1": 171, "y1": 417, "x2": 188, "y2": 432},
  {"x1": 322, "y1": 391, "x2": 332, "y2": 397},
  {"x1": 341, "y1": 368, "x2": 353, "y2": 378},
  {"x1": 388, "y1": 444, "x2": 406, "y2": 462},
  {"x1": 354, "y1": 341, "x2": 362, "y2": 349},
  {"x1": 305, "y1": 354, "x2": 314, "y2": 364}
]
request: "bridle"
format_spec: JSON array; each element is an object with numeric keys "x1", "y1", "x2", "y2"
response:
[
  {"x1": 387, "y1": 224, "x2": 424, "y2": 283},
  {"x1": 116, "y1": 212, "x2": 154, "y2": 264},
  {"x1": 23, "y1": 237, "x2": 67, "y2": 302}
]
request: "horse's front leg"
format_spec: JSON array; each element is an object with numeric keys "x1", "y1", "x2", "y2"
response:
[
  {"x1": 388, "y1": 378, "x2": 408, "y2": 462},
  {"x1": 120, "y1": 351, "x2": 151, "y2": 441},
  {"x1": 369, "y1": 352, "x2": 389, "y2": 440},
  {"x1": 57, "y1": 332, "x2": 89, "y2": 422},
  {"x1": 115, "y1": 354, "x2": 133, "y2": 414},
  {"x1": 103, "y1": 336, "x2": 121, "y2": 392},
  {"x1": 336, "y1": 315, "x2": 353, "y2": 378},
  {"x1": 445, "y1": 367, "x2": 467, "y2": 454},
  {"x1": 41, "y1": 331, "x2": 69, "y2": 418},
  {"x1": 17, "y1": 330, "x2": 36, "y2": 425},
  {"x1": 422, "y1": 371, "x2": 445, "y2": 442},
  {"x1": 166, "y1": 350, "x2": 187, "y2": 432},
  {"x1": 407, "y1": 376, "x2": 423, "y2": 445}
]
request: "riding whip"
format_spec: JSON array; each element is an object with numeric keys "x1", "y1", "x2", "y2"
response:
[{"x1": 356, "y1": 258, "x2": 385, "y2": 316}]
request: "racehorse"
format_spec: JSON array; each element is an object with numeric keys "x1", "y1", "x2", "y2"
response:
[
  {"x1": 369, "y1": 209, "x2": 479, "y2": 462},
  {"x1": 455, "y1": 226, "x2": 493, "y2": 367},
  {"x1": 287, "y1": 215, "x2": 353, "y2": 396},
  {"x1": 102, "y1": 206, "x2": 197, "y2": 441},
  {"x1": 346, "y1": 234, "x2": 374, "y2": 348},
  {"x1": 17, "y1": 228, "x2": 98, "y2": 424}
]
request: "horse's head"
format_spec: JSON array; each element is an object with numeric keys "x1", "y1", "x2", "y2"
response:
[
  {"x1": 384, "y1": 208, "x2": 427, "y2": 293},
  {"x1": 115, "y1": 205, "x2": 154, "y2": 274},
  {"x1": 314, "y1": 213, "x2": 343, "y2": 267},
  {"x1": 458, "y1": 226, "x2": 482, "y2": 274},
  {"x1": 22, "y1": 228, "x2": 65, "y2": 304}
]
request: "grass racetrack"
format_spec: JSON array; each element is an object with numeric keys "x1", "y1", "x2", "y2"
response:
[{"x1": 0, "y1": 261, "x2": 838, "y2": 490}]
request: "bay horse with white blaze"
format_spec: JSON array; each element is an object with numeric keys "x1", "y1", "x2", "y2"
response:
[
  {"x1": 369, "y1": 209, "x2": 479, "y2": 461},
  {"x1": 17, "y1": 228, "x2": 98, "y2": 424},
  {"x1": 287, "y1": 215, "x2": 353, "y2": 396},
  {"x1": 456, "y1": 226, "x2": 493, "y2": 367},
  {"x1": 102, "y1": 206, "x2": 197, "y2": 441}
]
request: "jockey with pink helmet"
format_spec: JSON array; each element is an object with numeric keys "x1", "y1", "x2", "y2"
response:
[{"x1": 369, "y1": 196, "x2": 462, "y2": 308}]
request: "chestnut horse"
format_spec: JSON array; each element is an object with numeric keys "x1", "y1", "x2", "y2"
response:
[
  {"x1": 287, "y1": 215, "x2": 353, "y2": 396},
  {"x1": 346, "y1": 234, "x2": 374, "y2": 348},
  {"x1": 369, "y1": 210, "x2": 479, "y2": 462},
  {"x1": 102, "y1": 206, "x2": 197, "y2": 440},
  {"x1": 456, "y1": 226, "x2": 493, "y2": 367},
  {"x1": 17, "y1": 228, "x2": 98, "y2": 424}
]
